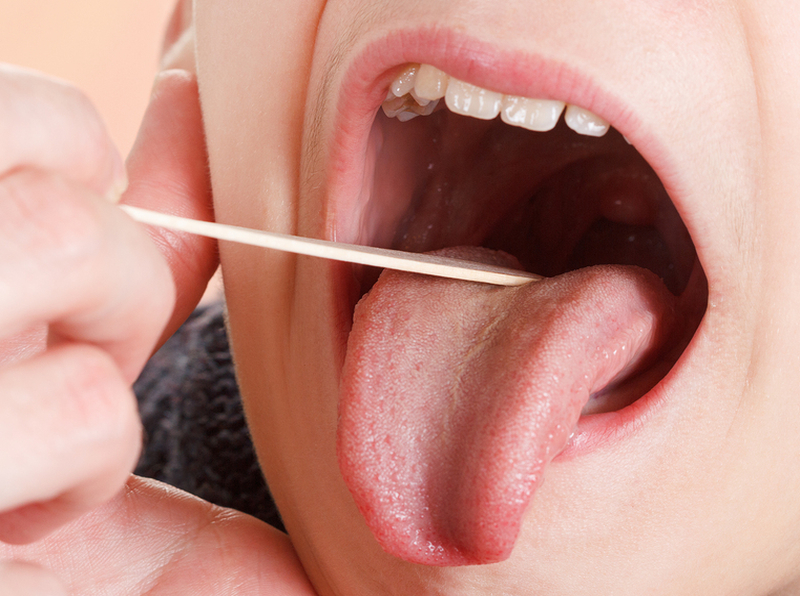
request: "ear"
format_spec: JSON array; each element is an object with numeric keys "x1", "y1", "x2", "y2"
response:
[{"x1": 160, "y1": 0, "x2": 196, "y2": 73}]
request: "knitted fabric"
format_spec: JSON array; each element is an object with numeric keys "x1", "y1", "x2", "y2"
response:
[{"x1": 133, "y1": 301, "x2": 284, "y2": 531}]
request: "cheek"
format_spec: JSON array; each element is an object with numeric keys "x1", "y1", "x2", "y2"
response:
[
  {"x1": 195, "y1": 0, "x2": 343, "y2": 512},
  {"x1": 194, "y1": 0, "x2": 318, "y2": 379},
  {"x1": 195, "y1": 0, "x2": 322, "y2": 230}
]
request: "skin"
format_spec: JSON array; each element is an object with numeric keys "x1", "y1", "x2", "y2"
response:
[
  {"x1": 194, "y1": 0, "x2": 800, "y2": 593},
  {"x1": 0, "y1": 46, "x2": 314, "y2": 594},
  {"x1": 0, "y1": 0, "x2": 798, "y2": 594}
]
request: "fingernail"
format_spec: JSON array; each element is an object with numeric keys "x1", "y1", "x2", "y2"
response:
[{"x1": 105, "y1": 157, "x2": 129, "y2": 204}]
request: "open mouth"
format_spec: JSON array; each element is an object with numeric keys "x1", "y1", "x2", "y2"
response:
[
  {"x1": 328, "y1": 43, "x2": 708, "y2": 568},
  {"x1": 369, "y1": 64, "x2": 706, "y2": 411},
  {"x1": 370, "y1": 65, "x2": 696, "y2": 298}
]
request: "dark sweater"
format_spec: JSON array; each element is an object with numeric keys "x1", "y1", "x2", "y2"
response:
[{"x1": 133, "y1": 302, "x2": 284, "y2": 531}]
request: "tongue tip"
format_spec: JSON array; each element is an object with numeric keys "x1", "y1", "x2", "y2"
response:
[
  {"x1": 339, "y1": 462, "x2": 519, "y2": 567},
  {"x1": 385, "y1": 544, "x2": 513, "y2": 568},
  {"x1": 338, "y1": 425, "x2": 522, "y2": 568},
  {"x1": 366, "y1": 516, "x2": 517, "y2": 567}
]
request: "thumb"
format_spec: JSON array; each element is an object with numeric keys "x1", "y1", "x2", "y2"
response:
[{"x1": 122, "y1": 69, "x2": 218, "y2": 342}]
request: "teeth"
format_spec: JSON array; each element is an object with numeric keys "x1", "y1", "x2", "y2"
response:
[
  {"x1": 564, "y1": 105, "x2": 610, "y2": 137},
  {"x1": 382, "y1": 64, "x2": 610, "y2": 138},
  {"x1": 391, "y1": 64, "x2": 419, "y2": 97},
  {"x1": 500, "y1": 97, "x2": 566, "y2": 132},
  {"x1": 414, "y1": 64, "x2": 449, "y2": 101},
  {"x1": 409, "y1": 87, "x2": 431, "y2": 107},
  {"x1": 445, "y1": 78, "x2": 503, "y2": 120},
  {"x1": 396, "y1": 111, "x2": 421, "y2": 122},
  {"x1": 381, "y1": 92, "x2": 438, "y2": 121},
  {"x1": 381, "y1": 94, "x2": 407, "y2": 118}
]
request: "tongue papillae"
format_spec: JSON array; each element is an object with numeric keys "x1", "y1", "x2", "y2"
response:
[{"x1": 339, "y1": 248, "x2": 677, "y2": 566}]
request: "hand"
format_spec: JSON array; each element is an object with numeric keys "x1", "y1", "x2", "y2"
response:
[
  {"x1": 0, "y1": 62, "x2": 178, "y2": 544},
  {"x1": 2, "y1": 476, "x2": 318, "y2": 596},
  {"x1": 0, "y1": 64, "x2": 225, "y2": 592},
  {"x1": 0, "y1": 62, "x2": 316, "y2": 594}
]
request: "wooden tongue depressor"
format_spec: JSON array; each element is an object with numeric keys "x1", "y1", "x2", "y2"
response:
[{"x1": 121, "y1": 205, "x2": 540, "y2": 287}]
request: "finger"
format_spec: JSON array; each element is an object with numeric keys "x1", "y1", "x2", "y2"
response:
[
  {"x1": 0, "y1": 169, "x2": 174, "y2": 382},
  {"x1": 1, "y1": 477, "x2": 318, "y2": 596},
  {"x1": 0, "y1": 325, "x2": 46, "y2": 368},
  {"x1": 123, "y1": 69, "x2": 218, "y2": 342},
  {"x1": 0, "y1": 344, "x2": 140, "y2": 544},
  {"x1": 0, "y1": 63, "x2": 126, "y2": 201},
  {"x1": 0, "y1": 561, "x2": 67, "y2": 596}
]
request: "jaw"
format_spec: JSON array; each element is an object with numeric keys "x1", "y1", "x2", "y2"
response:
[{"x1": 196, "y1": 1, "x2": 778, "y2": 594}]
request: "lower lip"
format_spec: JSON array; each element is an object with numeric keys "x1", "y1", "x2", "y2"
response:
[
  {"x1": 560, "y1": 382, "x2": 669, "y2": 459},
  {"x1": 562, "y1": 294, "x2": 704, "y2": 458}
]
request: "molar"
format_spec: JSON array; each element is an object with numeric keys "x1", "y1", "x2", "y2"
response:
[{"x1": 381, "y1": 91, "x2": 437, "y2": 121}]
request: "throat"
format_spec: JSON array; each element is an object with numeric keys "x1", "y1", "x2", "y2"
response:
[{"x1": 361, "y1": 108, "x2": 695, "y2": 296}]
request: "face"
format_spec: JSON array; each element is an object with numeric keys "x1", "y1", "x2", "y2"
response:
[{"x1": 192, "y1": 1, "x2": 800, "y2": 594}]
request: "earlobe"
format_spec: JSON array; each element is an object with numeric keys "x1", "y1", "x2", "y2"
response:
[{"x1": 161, "y1": 0, "x2": 197, "y2": 73}]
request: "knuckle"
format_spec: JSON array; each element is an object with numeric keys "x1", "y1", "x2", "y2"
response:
[
  {"x1": 0, "y1": 171, "x2": 107, "y2": 273},
  {"x1": 0, "y1": 65, "x2": 118, "y2": 190},
  {"x1": 59, "y1": 85, "x2": 112, "y2": 170}
]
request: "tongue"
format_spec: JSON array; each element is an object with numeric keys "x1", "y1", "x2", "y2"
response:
[{"x1": 338, "y1": 248, "x2": 676, "y2": 566}]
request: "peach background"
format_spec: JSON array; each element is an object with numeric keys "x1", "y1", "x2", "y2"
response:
[
  {"x1": 0, "y1": 0, "x2": 176, "y2": 156},
  {"x1": 1, "y1": 0, "x2": 224, "y2": 300}
]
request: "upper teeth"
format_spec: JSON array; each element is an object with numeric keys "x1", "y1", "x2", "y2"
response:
[{"x1": 382, "y1": 64, "x2": 610, "y2": 137}]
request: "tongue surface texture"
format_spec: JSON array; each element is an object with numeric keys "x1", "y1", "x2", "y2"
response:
[{"x1": 339, "y1": 248, "x2": 675, "y2": 566}]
